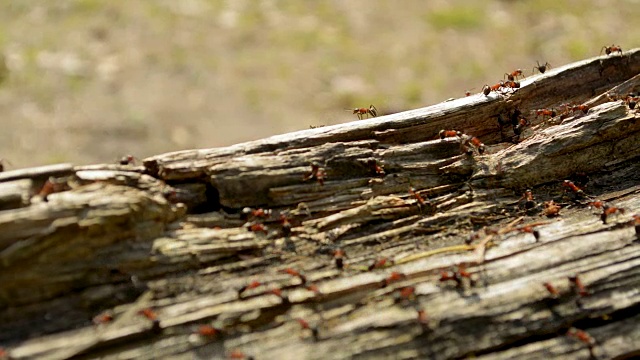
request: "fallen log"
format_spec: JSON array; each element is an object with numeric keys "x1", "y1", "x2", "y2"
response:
[{"x1": 1, "y1": 49, "x2": 640, "y2": 360}]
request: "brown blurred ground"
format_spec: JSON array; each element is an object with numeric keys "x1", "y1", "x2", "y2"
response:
[{"x1": 0, "y1": 0, "x2": 638, "y2": 168}]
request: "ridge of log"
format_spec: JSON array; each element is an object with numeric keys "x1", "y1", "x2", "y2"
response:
[{"x1": 1, "y1": 49, "x2": 640, "y2": 360}]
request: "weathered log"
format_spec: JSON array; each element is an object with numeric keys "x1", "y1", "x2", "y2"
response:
[{"x1": 0, "y1": 49, "x2": 640, "y2": 360}]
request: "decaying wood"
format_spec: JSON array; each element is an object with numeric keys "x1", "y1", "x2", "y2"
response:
[{"x1": 1, "y1": 49, "x2": 640, "y2": 360}]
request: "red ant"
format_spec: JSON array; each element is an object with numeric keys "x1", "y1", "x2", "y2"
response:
[
  {"x1": 243, "y1": 207, "x2": 272, "y2": 218},
  {"x1": 482, "y1": 82, "x2": 504, "y2": 95},
  {"x1": 626, "y1": 94, "x2": 638, "y2": 110},
  {"x1": 601, "y1": 44, "x2": 622, "y2": 56},
  {"x1": 567, "y1": 328, "x2": 596, "y2": 353},
  {"x1": 382, "y1": 271, "x2": 406, "y2": 287},
  {"x1": 238, "y1": 280, "x2": 262, "y2": 296},
  {"x1": 461, "y1": 135, "x2": 485, "y2": 155},
  {"x1": 247, "y1": 222, "x2": 268, "y2": 234},
  {"x1": 569, "y1": 275, "x2": 589, "y2": 297},
  {"x1": 138, "y1": 308, "x2": 161, "y2": 331},
  {"x1": 563, "y1": 180, "x2": 584, "y2": 195},
  {"x1": 601, "y1": 205, "x2": 625, "y2": 224},
  {"x1": 228, "y1": 350, "x2": 255, "y2": 360},
  {"x1": 543, "y1": 282, "x2": 559, "y2": 298},
  {"x1": 279, "y1": 213, "x2": 292, "y2": 236},
  {"x1": 571, "y1": 104, "x2": 589, "y2": 114},
  {"x1": 513, "y1": 117, "x2": 530, "y2": 136},
  {"x1": 92, "y1": 312, "x2": 114, "y2": 325},
  {"x1": 409, "y1": 187, "x2": 427, "y2": 207},
  {"x1": 303, "y1": 162, "x2": 325, "y2": 186},
  {"x1": 417, "y1": 308, "x2": 428, "y2": 325},
  {"x1": 398, "y1": 286, "x2": 416, "y2": 300},
  {"x1": 119, "y1": 155, "x2": 136, "y2": 165},
  {"x1": 367, "y1": 159, "x2": 385, "y2": 176},
  {"x1": 439, "y1": 129, "x2": 462, "y2": 139},
  {"x1": 587, "y1": 200, "x2": 606, "y2": 209},
  {"x1": 504, "y1": 69, "x2": 525, "y2": 81},
  {"x1": 349, "y1": 105, "x2": 378, "y2": 120},
  {"x1": 534, "y1": 108, "x2": 557, "y2": 119},
  {"x1": 305, "y1": 283, "x2": 321, "y2": 294},
  {"x1": 333, "y1": 248, "x2": 345, "y2": 270},
  {"x1": 369, "y1": 257, "x2": 391, "y2": 270},
  {"x1": 465, "y1": 89, "x2": 474, "y2": 96},
  {"x1": 632, "y1": 214, "x2": 640, "y2": 238},
  {"x1": 543, "y1": 200, "x2": 561, "y2": 217},
  {"x1": 37, "y1": 177, "x2": 69, "y2": 202},
  {"x1": 297, "y1": 318, "x2": 319, "y2": 339},
  {"x1": 197, "y1": 325, "x2": 221, "y2": 338},
  {"x1": 282, "y1": 268, "x2": 307, "y2": 283},
  {"x1": 440, "y1": 265, "x2": 475, "y2": 288},
  {"x1": 503, "y1": 80, "x2": 520, "y2": 89},
  {"x1": 532, "y1": 61, "x2": 551, "y2": 74}
]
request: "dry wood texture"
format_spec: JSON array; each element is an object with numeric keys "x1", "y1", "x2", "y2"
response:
[{"x1": 1, "y1": 50, "x2": 640, "y2": 360}]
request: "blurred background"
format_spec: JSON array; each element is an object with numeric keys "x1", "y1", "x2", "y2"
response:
[{"x1": 0, "y1": 0, "x2": 638, "y2": 168}]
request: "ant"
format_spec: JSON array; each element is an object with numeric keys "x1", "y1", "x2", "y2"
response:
[
  {"x1": 569, "y1": 275, "x2": 589, "y2": 297},
  {"x1": 601, "y1": 205, "x2": 625, "y2": 224},
  {"x1": 247, "y1": 222, "x2": 268, "y2": 234},
  {"x1": 461, "y1": 135, "x2": 485, "y2": 155},
  {"x1": 241, "y1": 207, "x2": 272, "y2": 221},
  {"x1": 238, "y1": 280, "x2": 262, "y2": 297},
  {"x1": 303, "y1": 162, "x2": 325, "y2": 186},
  {"x1": 439, "y1": 129, "x2": 462, "y2": 139},
  {"x1": 397, "y1": 286, "x2": 416, "y2": 300},
  {"x1": 482, "y1": 82, "x2": 504, "y2": 95},
  {"x1": 369, "y1": 257, "x2": 391, "y2": 270},
  {"x1": 518, "y1": 189, "x2": 537, "y2": 209},
  {"x1": 333, "y1": 248, "x2": 345, "y2": 270},
  {"x1": 513, "y1": 117, "x2": 530, "y2": 136},
  {"x1": 504, "y1": 69, "x2": 525, "y2": 81},
  {"x1": 503, "y1": 80, "x2": 520, "y2": 89},
  {"x1": 632, "y1": 214, "x2": 640, "y2": 238},
  {"x1": 563, "y1": 180, "x2": 587, "y2": 199},
  {"x1": 305, "y1": 283, "x2": 321, "y2": 295},
  {"x1": 416, "y1": 307, "x2": 429, "y2": 325},
  {"x1": 297, "y1": 318, "x2": 319, "y2": 340},
  {"x1": 465, "y1": 89, "x2": 474, "y2": 96},
  {"x1": 37, "y1": 177, "x2": 70, "y2": 202},
  {"x1": 532, "y1": 61, "x2": 551, "y2": 74},
  {"x1": 282, "y1": 268, "x2": 307, "y2": 283},
  {"x1": 228, "y1": 350, "x2": 255, "y2": 360},
  {"x1": 138, "y1": 308, "x2": 161, "y2": 331},
  {"x1": 439, "y1": 265, "x2": 475, "y2": 288},
  {"x1": 543, "y1": 200, "x2": 561, "y2": 217},
  {"x1": 197, "y1": 324, "x2": 221, "y2": 338},
  {"x1": 279, "y1": 213, "x2": 292, "y2": 236},
  {"x1": 409, "y1": 187, "x2": 427, "y2": 207},
  {"x1": 534, "y1": 108, "x2": 556, "y2": 120},
  {"x1": 626, "y1": 94, "x2": 638, "y2": 110},
  {"x1": 367, "y1": 159, "x2": 385, "y2": 176},
  {"x1": 349, "y1": 105, "x2": 378, "y2": 120},
  {"x1": 119, "y1": 155, "x2": 136, "y2": 165},
  {"x1": 543, "y1": 282, "x2": 559, "y2": 298},
  {"x1": 92, "y1": 312, "x2": 114, "y2": 325},
  {"x1": 601, "y1": 44, "x2": 622, "y2": 56},
  {"x1": 571, "y1": 104, "x2": 589, "y2": 114},
  {"x1": 566, "y1": 328, "x2": 596, "y2": 354},
  {"x1": 382, "y1": 271, "x2": 406, "y2": 287}
]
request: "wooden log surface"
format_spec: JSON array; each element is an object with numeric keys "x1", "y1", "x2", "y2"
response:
[{"x1": 1, "y1": 49, "x2": 640, "y2": 360}]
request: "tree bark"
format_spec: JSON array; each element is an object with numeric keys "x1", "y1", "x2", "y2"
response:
[{"x1": 1, "y1": 49, "x2": 640, "y2": 360}]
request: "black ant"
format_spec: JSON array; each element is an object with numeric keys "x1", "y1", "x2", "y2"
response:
[{"x1": 532, "y1": 61, "x2": 551, "y2": 74}]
